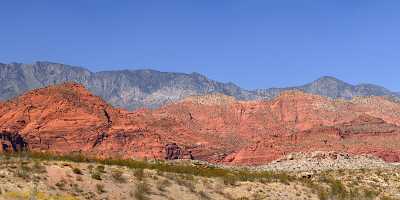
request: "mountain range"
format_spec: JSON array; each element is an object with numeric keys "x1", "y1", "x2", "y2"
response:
[{"x1": 1, "y1": 61, "x2": 398, "y2": 110}]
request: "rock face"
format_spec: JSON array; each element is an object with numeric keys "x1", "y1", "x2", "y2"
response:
[
  {"x1": 0, "y1": 131, "x2": 28, "y2": 152},
  {"x1": 258, "y1": 151, "x2": 393, "y2": 172},
  {"x1": 0, "y1": 61, "x2": 254, "y2": 110},
  {"x1": 1, "y1": 83, "x2": 400, "y2": 165},
  {"x1": 254, "y1": 76, "x2": 397, "y2": 100},
  {"x1": 0, "y1": 62, "x2": 398, "y2": 110},
  {"x1": 0, "y1": 83, "x2": 117, "y2": 155},
  {"x1": 165, "y1": 143, "x2": 182, "y2": 160}
]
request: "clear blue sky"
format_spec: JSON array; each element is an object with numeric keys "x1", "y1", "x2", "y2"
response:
[{"x1": 1, "y1": 1, "x2": 399, "y2": 90}]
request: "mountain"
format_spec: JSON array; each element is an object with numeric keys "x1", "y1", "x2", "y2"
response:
[
  {"x1": 0, "y1": 61, "x2": 256, "y2": 110},
  {"x1": 254, "y1": 76, "x2": 397, "y2": 100},
  {"x1": 0, "y1": 61, "x2": 398, "y2": 110},
  {"x1": 2, "y1": 83, "x2": 400, "y2": 165}
]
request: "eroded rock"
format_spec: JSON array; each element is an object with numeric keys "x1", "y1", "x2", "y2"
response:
[
  {"x1": 0, "y1": 131, "x2": 28, "y2": 152},
  {"x1": 1, "y1": 83, "x2": 400, "y2": 166},
  {"x1": 165, "y1": 143, "x2": 182, "y2": 160}
]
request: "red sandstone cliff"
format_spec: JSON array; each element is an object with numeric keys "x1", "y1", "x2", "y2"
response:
[{"x1": 1, "y1": 83, "x2": 400, "y2": 165}]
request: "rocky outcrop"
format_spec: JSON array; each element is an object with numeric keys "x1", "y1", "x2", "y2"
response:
[
  {"x1": 1, "y1": 83, "x2": 400, "y2": 165},
  {"x1": 227, "y1": 113, "x2": 400, "y2": 165},
  {"x1": 165, "y1": 143, "x2": 182, "y2": 160},
  {"x1": 0, "y1": 62, "x2": 398, "y2": 110},
  {"x1": 0, "y1": 82, "x2": 118, "y2": 155},
  {"x1": 257, "y1": 151, "x2": 394, "y2": 172},
  {"x1": 0, "y1": 131, "x2": 28, "y2": 152}
]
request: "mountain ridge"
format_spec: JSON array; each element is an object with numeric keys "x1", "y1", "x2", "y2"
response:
[
  {"x1": 2, "y1": 82, "x2": 400, "y2": 165},
  {"x1": 1, "y1": 61, "x2": 398, "y2": 110}
]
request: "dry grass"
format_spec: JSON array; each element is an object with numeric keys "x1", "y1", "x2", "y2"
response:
[
  {"x1": 134, "y1": 181, "x2": 151, "y2": 200},
  {"x1": 111, "y1": 169, "x2": 126, "y2": 183},
  {"x1": 0, "y1": 152, "x2": 398, "y2": 200}
]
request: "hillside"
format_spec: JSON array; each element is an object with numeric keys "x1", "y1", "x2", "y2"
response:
[
  {"x1": 1, "y1": 62, "x2": 398, "y2": 110},
  {"x1": 0, "y1": 153, "x2": 399, "y2": 200},
  {"x1": 2, "y1": 83, "x2": 400, "y2": 166}
]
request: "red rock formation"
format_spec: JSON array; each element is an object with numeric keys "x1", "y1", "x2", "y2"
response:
[
  {"x1": 1, "y1": 83, "x2": 400, "y2": 165},
  {"x1": 227, "y1": 114, "x2": 400, "y2": 165},
  {"x1": 0, "y1": 83, "x2": 117, "y2": 154}
]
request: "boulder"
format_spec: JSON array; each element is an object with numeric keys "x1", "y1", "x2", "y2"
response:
[{"x1": 165, "y1": 143, "x2": 182, "y2": 160}]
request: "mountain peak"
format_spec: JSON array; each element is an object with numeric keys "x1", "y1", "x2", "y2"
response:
[
  {"x1": 35, "y1": 61, "x2": 56, "y2": 65},
  {"x1": 13, "y1": 82, "x2": 111, "y2": 112},
  {"x1": 24, "y1": 82, "x2": 90, "y2": 99},
  {"x1": 312, "y1": 76, "x2": 348, "y2": 85},
  {"x1": 0, "y1": 62, "x2": 398, "y2": 109}
]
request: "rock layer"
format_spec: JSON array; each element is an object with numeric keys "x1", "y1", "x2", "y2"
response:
[{"x1": 1, "y1": 83, "x2": 400, "y2": 165}]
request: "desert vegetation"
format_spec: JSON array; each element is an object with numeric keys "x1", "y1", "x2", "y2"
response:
[{"x1": 0, "y1": 152, "x2": 399, "y2": 200}]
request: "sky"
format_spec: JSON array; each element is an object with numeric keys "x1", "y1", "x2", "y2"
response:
[{"x1": 0, "y1": 0, "x2": 400, "y2": 91}]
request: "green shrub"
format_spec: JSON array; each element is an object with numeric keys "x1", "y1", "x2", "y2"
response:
[
  {"x1": 15, "y1": 168, "x2": 30, "y2": 179},
  {"x1": 32, "y1": 161, "x2": 47, "y2": 174},
  {"x1": 324, "y1": 178, "x2": 348, "y2": 200},
  {"x1": 72, "y1": 167, "x2": 83, "y2": 175},
  {"x1": 15, "y1": 164, "x2": 31, "y2": 180},
  {"x1": 96, "y1": 165, "x2": 106, "y2": 173},
  {"x1": 1, "y1": 152, "x2": 299, "y2": 185},
  {"x1": 222, "y1": 174, "x2": 237, "y2": 186},
  {"x1": 91, "y1": 172, "x2": 102, "y2": 180},
  {"x1": 55, "y1": 179, "x2": 67, "y2": 190}
]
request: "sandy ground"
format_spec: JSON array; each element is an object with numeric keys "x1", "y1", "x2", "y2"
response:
[{"x1": 0, "y1": 155, "x2": 399, "y2": 200}]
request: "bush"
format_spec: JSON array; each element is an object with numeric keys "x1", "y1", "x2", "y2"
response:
[
  {"x1": 55, "y1": 179, "x2": 67, "y2": 190},
  {"x1": 91, "y1": 172, "x2": 102, "y2": 180},
  {"x1": 72, "y1": 167, "x2": 83, "y2": 175},
  {"x1": 15, "y1": 168, "x2": 30, "y2": 179},
  {"x1": 15, "y1": 164, "x2": 31, "y2": 180},
  {"x1": 32, "y1": 161, "x2": 47, "y2": 174},
  {"x1": 327, "y1": 179, "x2": 347, "y2": 199},
  {"x1": 96, "y1": 165, "x2": 106, "y2": 173},
  {"x1": 222, "y1": 174, "x2": 237, "y2": 186},
  {"x1": 2, "y1": 152, "x2": 298, "y2": 185}
]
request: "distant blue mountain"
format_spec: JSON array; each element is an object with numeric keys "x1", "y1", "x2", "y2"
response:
[{"x1": 1, "y1": 61, "x2": 398, "y2": 110}]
